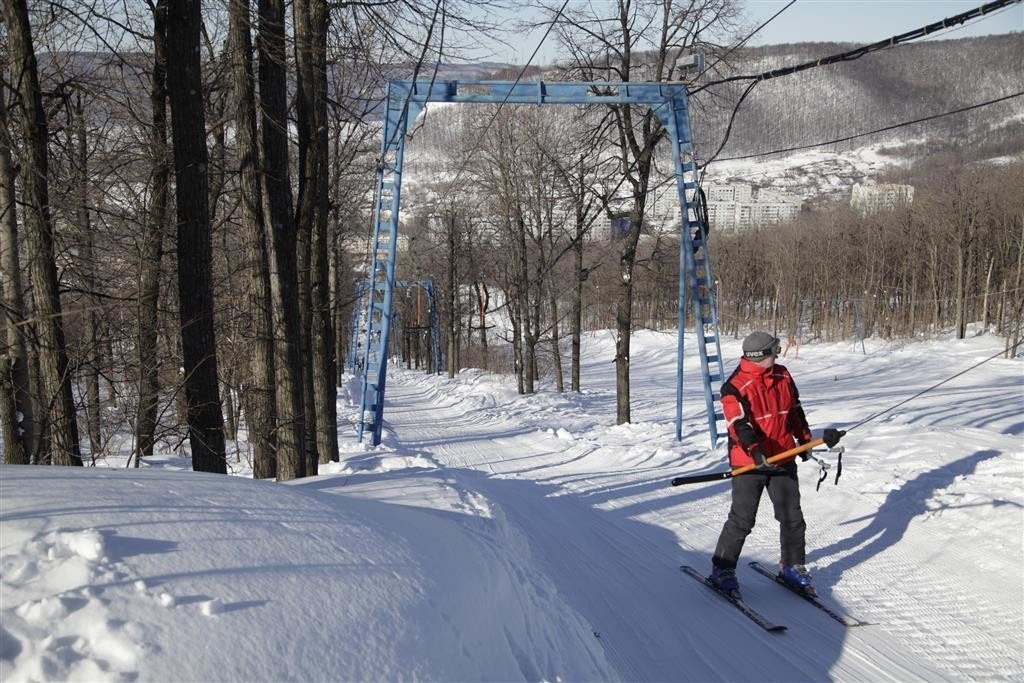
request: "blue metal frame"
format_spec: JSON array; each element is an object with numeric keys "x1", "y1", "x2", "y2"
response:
[
  {"x1": 355, "y1": 79, "x2": 724, "y2": 447},
  {"x1": 656, "y1": 97, "x2": 726, "y2": 448},
  {"x1": 348, "y1": 279, "x2": 441, "y2": 376}
]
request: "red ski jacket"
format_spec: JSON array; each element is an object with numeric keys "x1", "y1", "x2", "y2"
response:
[{"x1": 721, "y1": 358, "x2": 813, "y2": 467}]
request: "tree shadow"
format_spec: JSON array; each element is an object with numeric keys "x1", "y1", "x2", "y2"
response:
[{"x1": 101, "y1": 531, "x2": 179, "y2": 562}]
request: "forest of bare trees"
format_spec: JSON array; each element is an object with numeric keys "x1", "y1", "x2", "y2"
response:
[
  {"x1": 398, "y1": 154, "x2": 1023, "y2": 376},
  {"x1": 0, "y1": 0, "x2": 501, "y2": 473},
  {"x1": 1, "y1": 0, "x2": 1021, "y2": 474},
  {"x1": 711, "y1": 161, "x2": 1024, "y2": 349}
]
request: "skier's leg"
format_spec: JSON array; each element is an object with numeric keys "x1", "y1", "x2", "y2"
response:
[
  {"x1": 766, "y1": 465, "x2": 806, "y2": 566},
  {"x1": 712, "y1": 473, "x2": 767, "y2": 569}
]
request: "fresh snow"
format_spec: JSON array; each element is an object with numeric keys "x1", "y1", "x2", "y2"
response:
[{"x1": 2, "y1": 329, "x2": 1022, "y2": 681}]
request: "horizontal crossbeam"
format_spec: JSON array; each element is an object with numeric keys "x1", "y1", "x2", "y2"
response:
[{"x1": 391, "y1": 80, "x2": 687, "y2": 106}]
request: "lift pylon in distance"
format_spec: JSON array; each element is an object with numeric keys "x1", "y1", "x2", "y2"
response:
[{"x1": 349, "y1": 279, "x2": 441, "y2": 376}]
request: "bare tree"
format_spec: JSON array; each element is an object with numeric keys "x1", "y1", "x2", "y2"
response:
[
  {"x1": 165, "y1": 0, "x2": 227, "y2": 473},
  {"x1": 259, "y1": 0, "x2": 308, "y2": 480},
  {"x1": 294, "y1": 0, "x2": 336, "y2": 466},
  {"x1": 545, "y1": 139, "x2": 605, "y2": 392},
  {"x1": 68, "y1": 94, "x2": 105, "y2": 457},
  {"x1": 0, "y1": 73, "x2": 34, "y2": 464},
  {"x1": 133, "y1": 0, "x2": 171, "y2": 467},
  {"x1": 3, "y1": 0, "x2": 83, "y2": 465},
  {"x1": 228, "y1": 0, "x2": 278, "y2": 478},
  {"x1": 544, "y1": 0, "x2": 739, "y2": 422}
]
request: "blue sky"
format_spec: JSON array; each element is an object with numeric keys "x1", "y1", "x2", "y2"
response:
[{"x1": 488, "y1": 0, "x2": 1023, "y2": 65}]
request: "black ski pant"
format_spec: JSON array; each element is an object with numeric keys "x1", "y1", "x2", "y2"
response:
[{"x1": 712, "y1": 463, "x2": 806, "y2": 570}]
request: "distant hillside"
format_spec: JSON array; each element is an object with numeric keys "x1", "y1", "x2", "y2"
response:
[
  {"x1": 407, "y1": 34, "x2": 1022, "y2": 198},
  {"x1": 39, "y1": 33, "x2": 1021, "y2": 201},
  {"x1": 693, "y1": 33, "x2": 1023, "y2": 162}
]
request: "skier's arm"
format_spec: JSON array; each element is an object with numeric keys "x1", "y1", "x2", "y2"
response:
[
  {"x1": 721, "y1": 384, "x2": 761, "y2": 454},
  {"x1": 786, "y1": 379, "x2": 813, "y2": 444}
]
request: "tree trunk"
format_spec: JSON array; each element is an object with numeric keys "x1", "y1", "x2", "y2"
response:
[
  {"x1": 259, "y1": 0, "x2": 307, "y2": 480},
  {"x1": 2, "y1": 0, "x2": 83, "y2": 465},
  {"x1": 510, "y1": 298, "x2": 524, "y2": 393},
  {"x1": 614, "y1": 229, "x2": 638, "y2": 424},
  {"x1": 74, "y1": 97, "x2": 103, "y2": 457},
  {"x1": 526, "y1": 282, "x2": 540, "y2": 392},
  {"x1": 571, "y1": 229, "x2": 583, "y2": 392},
  {"x1": 549, "y1": 281, "x2": 564, "y2": 393},
  {"x1": 929, "y1": 245, "x2": 941, "y2": 331},
  {"x1": 223, "y1": 385, "x2": 238, "y2": 442},
  {"x1": 0, "y1": 74, "x2": 34, "y2": 464},
  {"x1": 331, "y1": 229, "x2": 346, "y2": 383},
  {"x1": 955, "y1": 244, "x2": 967, "y2": 339},
  {"x1": 328, "y1": 125, "x2": 348, "y2": 384},
  {"x1": 513, "y1": 214, "x2": 534, "y2": 394},
  {"x1": 294, "y1": 0, "x2": 336, "y2": 465},
  {"x1": 134, "y1": 0, "x2": 170, "y2": 467},
  {"x1": 165, "y1": 0, "x2": 227, "y2": 473},
  {"x1": 228, "y1": 0, "x2": 277, "y2": 478},
  {"x1": 908, "y1": 268, "x2": 917, "y2": 338},
  {"x1": 447, "y1": 213, "x2": 459, "y2": 378},
  {"x1": 475, "y1": 281, "x2": 489, "y2": 370},
  {"x1": 1009, "y1": 222, "x2": 1024, "y2": 358},
  {"x1": 981, "y1": 256, "x2": 994, "y2": 332}
]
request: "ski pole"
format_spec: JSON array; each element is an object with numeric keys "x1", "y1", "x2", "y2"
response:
[{"x1": 670, "y1": 431, "x2": 845, "y2": 486}]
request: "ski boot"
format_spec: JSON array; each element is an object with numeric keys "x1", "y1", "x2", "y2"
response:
[
  {"x1": 780, "y1": 564, "x2": 816, "y2": 596},
  {"x1": 709, "y1": 566, "x2": 740, "y2": 597}
]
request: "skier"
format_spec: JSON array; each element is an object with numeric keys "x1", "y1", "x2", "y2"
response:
[{"x1": 708, "y1": 331, "x2": 841, "y2": 595}]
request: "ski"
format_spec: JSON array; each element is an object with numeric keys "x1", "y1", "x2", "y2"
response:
[
  {"x1": 680, "y1": 565, "x2": 787, "y2": 633},
  {"x1": 748, "y1": 561, "x2": 869, "y2": 627}
]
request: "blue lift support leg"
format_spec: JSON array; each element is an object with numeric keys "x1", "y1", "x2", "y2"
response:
[
  {"x1": 354, "y1": 80, "x2": 725, "y2": 447},
  {"x1": 349, "y1": 279, "x2": 441, "y2": 376},
  {"x1": 356, "y1": 82, "x2": 426, "y2": 445},
  {"x1": 652, "y1": 96, "x2": 726, "y2": 448}
]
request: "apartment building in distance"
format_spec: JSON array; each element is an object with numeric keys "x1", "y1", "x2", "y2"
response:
[
  {"x1": 850, "y1": 181, "x2": 915, "y2": 215},
  {"x1": 705, "y1": 183, "x2": 802, "y2": 231},
  {"x1": 588, "y1": 182, "x2": 802, "y2": 239}
]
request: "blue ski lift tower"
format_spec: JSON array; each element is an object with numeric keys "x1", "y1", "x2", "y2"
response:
[{"x1": 353, "y1": 80, "x2": 725, "y2": 448}]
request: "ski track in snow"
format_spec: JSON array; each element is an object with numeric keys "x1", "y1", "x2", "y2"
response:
[{"x1": 339, "y1": 332, "x2": 1023, "y2": 682}]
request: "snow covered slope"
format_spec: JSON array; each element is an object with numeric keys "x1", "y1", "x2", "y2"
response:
[{"x1": 2, "y1": 330, "x2": 1022, "y2": 681}]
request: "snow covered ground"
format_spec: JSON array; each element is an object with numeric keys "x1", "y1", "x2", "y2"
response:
[
  {"x1": 2, "y1": 329, "x2": 1022, "y2": 681},
  {"x1": 704, "y1": 144, "x2": 915, "y2": 201}
]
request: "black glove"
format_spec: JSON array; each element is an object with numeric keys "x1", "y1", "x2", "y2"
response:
[
  {"x1": 750, "y1": 445, "x2": 775, "y2": 471},
  {"x1": 797, "y1": 435, "x2": 813, "y2": 461},
  {"x1": 823, "y1": 428, "x2": 845, "y2": 448}
]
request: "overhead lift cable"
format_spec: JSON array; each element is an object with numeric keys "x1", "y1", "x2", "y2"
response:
[
  {"x1": 695, "y1": 0, "x2": 1021, "y2": 173},
  {"x1": 692, "y1": 0, "x2": 1022, "y2": 95}
]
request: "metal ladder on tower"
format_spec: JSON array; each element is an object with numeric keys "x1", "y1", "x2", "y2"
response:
[
  {"x1": 355, "y1": 82, "x2": 421, "y2": 445},
  {"x1": 347, "y1": 281, "x2": 371, "y2": 374},
  {"x1": 658, "y1": 91, "x2": 726, "y2": 448},
  {"x1": 685, "y1": 186, "x2": 727, "y2": 447}
]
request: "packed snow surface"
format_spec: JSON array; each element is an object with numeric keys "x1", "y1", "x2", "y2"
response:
[{"x1": 2, "y1": 329, "x2": 1022, "y2": 681}]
